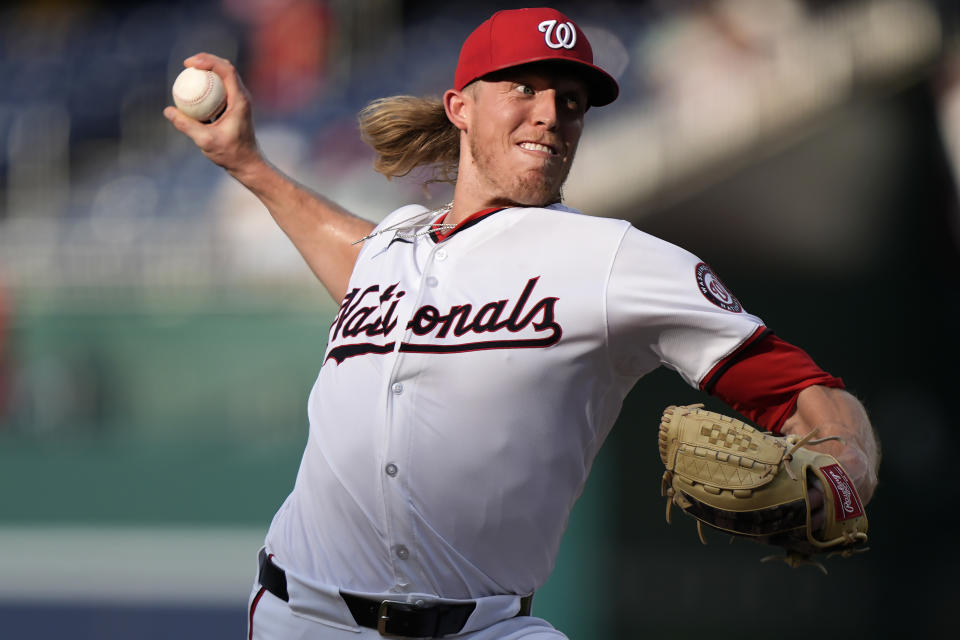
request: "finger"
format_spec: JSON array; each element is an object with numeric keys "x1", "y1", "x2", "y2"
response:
[
  {"x1": 183, "y1": 52, "x2": 247, "y2": 105},
  {"x1": 808, "y1": 476, "x2": 825, "y2": 510},
  {"x1": 808, "y1": 478, "x2": 826, "y2": 535},
  {"x1": 182, "y1": 51, "x2": 225, "y2": 70},
  {"x1": 809, "y1": 487, "x2": 824, "y2": 510}
]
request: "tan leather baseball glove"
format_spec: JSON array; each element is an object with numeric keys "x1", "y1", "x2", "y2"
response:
[{"x1": 658, "y1": 404, "x2": 869, "y2": 572}]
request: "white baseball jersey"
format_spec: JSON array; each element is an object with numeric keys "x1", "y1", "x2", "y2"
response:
[{"x1": 263, "y1": 203, "x2": 764, "y2": 601}]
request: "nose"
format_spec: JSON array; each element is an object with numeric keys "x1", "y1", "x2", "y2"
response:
[{"x1": 531, "y1": 89, "x2": 559, "y2": 130}]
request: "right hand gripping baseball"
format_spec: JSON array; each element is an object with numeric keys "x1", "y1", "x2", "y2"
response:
[
  {"x1": 164, "y1": 53, "x2": 263, "y2": 177},
  {"x1": 657, "y1": 404, "x2": 869, "y2": 572}
]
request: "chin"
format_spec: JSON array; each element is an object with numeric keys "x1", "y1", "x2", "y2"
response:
[
  {"x1": 504, "y1": 192, "x2": 557, "y2": 209},
  {"x1": 508, "y1": 178, "x2": 563, "y2": 207}
]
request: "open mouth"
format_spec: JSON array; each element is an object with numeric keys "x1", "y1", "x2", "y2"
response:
[{"x1": 518, "y1": 141, "x2": 558, "y2": 156}]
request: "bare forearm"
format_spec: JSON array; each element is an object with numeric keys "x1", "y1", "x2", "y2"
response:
[
  {"x1": 781, "y1": 385, "x2": 880, "y2": 504},
  {"x1": 231, "y1": 158, "x2": 375, "y2": 301},
  {"x1": 164, "y1": 53, "x2": 375, "y2": 303}
]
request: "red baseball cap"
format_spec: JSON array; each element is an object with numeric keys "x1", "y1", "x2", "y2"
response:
[{"x1": 454, "y1": 8, "x2": 619, "y2": 107}]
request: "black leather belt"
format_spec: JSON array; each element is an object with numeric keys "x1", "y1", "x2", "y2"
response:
[{"x1": 257, "y1": 549, "x2": 532, "y2": 638}]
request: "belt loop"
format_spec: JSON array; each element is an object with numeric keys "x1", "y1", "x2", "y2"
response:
[{"x1": 518, "y1": 594, "x2": 534, "y2": 617}]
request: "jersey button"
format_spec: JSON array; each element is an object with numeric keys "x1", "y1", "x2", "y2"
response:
[
  {"x1": 435, "y1": 249, "x2": 448, "y2": 261},
  {"x1": 426, "y1": 276, "x2": 438, "y2": 288},
  {"x1": 385, "y1": 463, "x2": 398, "y2": 477},
  {"x1": 395, "y1": 545, "x2": 410, "y2": 560},
  {"x1": 392, "y1": 382, "x2": 403, "y2": 395}
]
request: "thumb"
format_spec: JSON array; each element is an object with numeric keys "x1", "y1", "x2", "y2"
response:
[{"x1": 163, "y1": 106, "x2": 211, "y2": 145}]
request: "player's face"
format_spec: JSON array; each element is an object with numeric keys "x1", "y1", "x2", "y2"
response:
[{"x1": 464, "y1": 66, "x2": 588, "y2": 207}]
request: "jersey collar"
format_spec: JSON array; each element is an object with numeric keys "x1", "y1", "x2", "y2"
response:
[{"x1": 430, "y1": 207, "x2": 506, "y2": 243}]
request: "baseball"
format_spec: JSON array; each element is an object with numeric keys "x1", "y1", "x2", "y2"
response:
[{"x1": 172, "y1": 67, "x2": 226, "y2": 122}]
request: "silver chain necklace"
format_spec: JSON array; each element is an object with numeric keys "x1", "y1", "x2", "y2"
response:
[{"x1": 352, "y1": 202, "x2": 455, "y2": 245}]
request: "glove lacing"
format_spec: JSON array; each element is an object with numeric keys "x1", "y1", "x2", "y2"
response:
[{"x1": 781, "y1": 429, "x2": 844, "y2": 481}]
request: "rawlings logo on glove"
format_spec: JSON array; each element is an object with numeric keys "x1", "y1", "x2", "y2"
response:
[
  {"x1": 658, "y1": 404, "x2": 869, "y2": 573},
  {"x1": 821, "y1": 463, "x2": 864, "y2": 520}
]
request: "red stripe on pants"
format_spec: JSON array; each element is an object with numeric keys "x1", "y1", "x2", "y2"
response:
[{"x1": 249, "y1": 586, "x2": 266, "y2": 640}]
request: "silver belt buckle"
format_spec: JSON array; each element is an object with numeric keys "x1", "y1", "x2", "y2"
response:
[{"x1": 377, "y1": 599, "x2": 413, "y2": 636}]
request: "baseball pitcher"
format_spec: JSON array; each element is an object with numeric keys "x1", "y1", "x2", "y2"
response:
[{"x1": 165, "y1": 7, "x2": 880, "y2": 639}]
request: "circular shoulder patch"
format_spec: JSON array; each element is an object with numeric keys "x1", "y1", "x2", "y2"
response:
[{"x1": 695, "y1": 262, "x2": 742, "y2": 313}]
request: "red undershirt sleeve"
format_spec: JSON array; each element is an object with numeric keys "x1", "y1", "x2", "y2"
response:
[{"x1": 699, "y1": 329, "x2": 845, "y2": 433}]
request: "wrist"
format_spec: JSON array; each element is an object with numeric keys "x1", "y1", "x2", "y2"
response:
[
  {"x1": 834, "y1": 448, "x2": 877, "y2": 505},
  {"x1": 226, "y1": 149, "x2": 274, "y2": 190}
]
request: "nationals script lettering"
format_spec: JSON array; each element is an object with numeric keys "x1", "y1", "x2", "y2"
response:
[{"x1": 325, "y1": 277, "x2": 563, "y2": 364}]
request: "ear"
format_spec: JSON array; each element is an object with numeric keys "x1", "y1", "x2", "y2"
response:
[{"x1": 443, "y1": 88, "x2": 470, "y2": 132}]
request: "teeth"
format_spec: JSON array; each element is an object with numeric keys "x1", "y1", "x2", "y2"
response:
[{"x1": 519, "y1": 142, "x2": 555, "y2": 155}]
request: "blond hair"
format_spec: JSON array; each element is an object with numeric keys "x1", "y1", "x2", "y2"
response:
[{"x1": 357, "y1": 95, "x2": 461, "y2": 185}]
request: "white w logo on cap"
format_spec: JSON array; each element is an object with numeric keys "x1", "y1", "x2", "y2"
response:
[{"x1": 538, "y1": 19, "x2": 577, "y2": 49}]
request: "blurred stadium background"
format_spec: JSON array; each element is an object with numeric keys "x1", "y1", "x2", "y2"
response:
[{"x1": 0, "y1": 0, "x2": 957, "y2": 637}]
